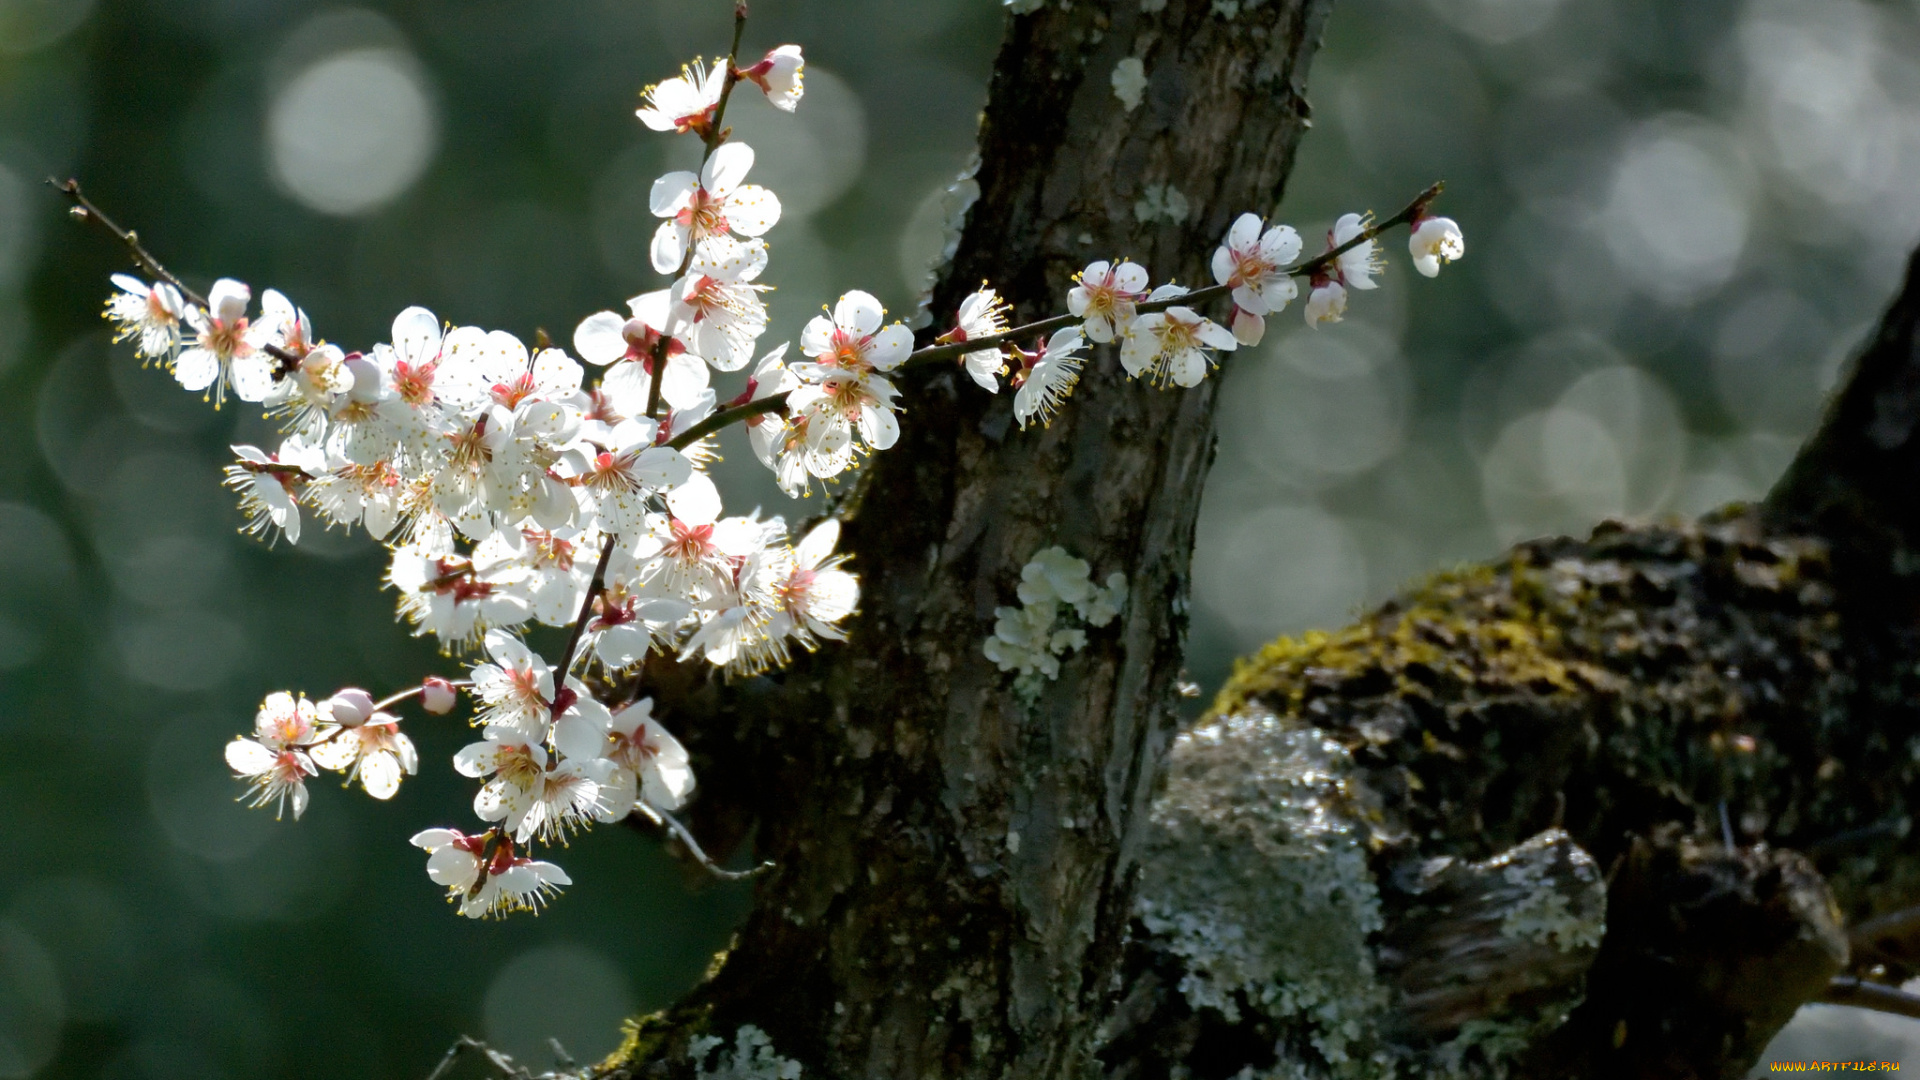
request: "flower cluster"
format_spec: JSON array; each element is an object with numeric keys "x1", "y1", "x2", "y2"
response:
[
  {"x1": 88, "y1": 17, "x2": 1462, "y2": 920},
  {"x1": 983, "y1": 547, "x2": 1127, "y2": 697},
  {"x1": 1002, "y1": 204, "x2": 1465, "y2": 428}
]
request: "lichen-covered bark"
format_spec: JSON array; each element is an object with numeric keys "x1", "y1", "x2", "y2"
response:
[
  {"x1": 1099, "y1": 249, "x2": 1920, "y2": 1080},
  {"x1": 596, "y1": 3, "x2": 1332, "y2": 1078}
]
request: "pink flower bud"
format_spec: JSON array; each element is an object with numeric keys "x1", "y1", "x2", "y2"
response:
[
  {"x1": 421, "y1": 677, "x2": 458, "y2": 715},
  {"x1": 326, "y1": 688, "x2": 376, "y2": 727}
]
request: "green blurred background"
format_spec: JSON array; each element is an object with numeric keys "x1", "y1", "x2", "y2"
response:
[{"x1": 2, "y1": 0, "x2": 1919, "y2": 1075}]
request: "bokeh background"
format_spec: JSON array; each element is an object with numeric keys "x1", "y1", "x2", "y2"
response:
[{"x1": 1, "y1": 0, "x2": 1917, "y2": 1075}]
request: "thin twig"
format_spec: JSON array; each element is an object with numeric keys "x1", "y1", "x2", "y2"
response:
[
  {"x1": 372, "y1": 679, "x2": 472, "y2": 713},
  {"x1": 424, "y1": 1036, "x2": 526, "y2": 1080},
  {"x1": 54, "y1": 176, "x2": 306, "y2": 375},
  {"x1": 1822, "y1": 976, "x2": 1920, "y2": 1021},
  {"x1": 549, "y1": 534, "x2": 618, "y2": 716},
  {"x1": 640, "y1": 804, "x2": 773, "y2": 881}
]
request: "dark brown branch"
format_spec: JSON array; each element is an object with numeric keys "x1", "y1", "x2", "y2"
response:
[{"x1": 1822, "y1": 976, "x2": 1920, "y2": 1022}]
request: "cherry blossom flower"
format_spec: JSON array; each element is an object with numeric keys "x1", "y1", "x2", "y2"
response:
[
  {"x1": 455, "y1": 730, "x2": 549, "y2": 832},
  {"x1": 1211, "y1": 213, "x2": 1301, "y2": 316},
  {"x1": 797, "y1": 290, "x2": 913, "y2": 379},
  {"x1": 225, "y1": 692, "x2": 335, "y2": 820},
  {"x1": 410, "y1": 829, "x2": 570, "y2": 919},
  {"x1": 636, "y1": 58, "x2": 726, "y2": 136},
  {"x1": 311, "y1": 703, "x2": 419, "y2": 800},
  {"x1": 1120, "y1": 285, "x2": 1238, "y2": 387},
  {"x1": 473, "y1": 526, "x2": 587, "y2": 626},
  {"x1": 738, "y1": 45, "x2": 804, "y2": 112},
  {"x1": 1067, "y1": 260, "x2": 1149, "y2": 343},
  {"x1": 592, "y1": 698, "x2": 695, "y2": 821},
  {"x1": 649, "y1": 142, "x2": 781, "y2": 274},
  {"x1": 679, "y1": 549, "x2": 788, "y2": 677},
  {"x1": 103, "y1": 274, "x2": 184, "y2": 363},
  {"x1": 737, "y1": 344, "x2": 799, "y2": 470},
  {"x1": 1012, "y1": 327, "x2": 1087, "y2": 430},
  {"x1": 1408, "y1": 214, "x2": 1465, "y2": 277},
  {"x1": 306, "y1": 450, "x2": 405, "y2": 541},
  {"x1": 1304, "y1": 278, "x2": 1347, "y2": 327},
  {"x1": 468, "y1": 630, "x2": 556, "y2": 740},
  {"x1": 572, "y1": 308, "x2": 712, "y2": 413},
  {"x1": 421, "y1": 676, "x2": 459, "y2": 715},
  {"x1": 671, "y1": 241, "x2": 772, "y2": 371},
  {"x1": 769, "y1": 411, "x2": 854, "y2": 497},
  {"x1": 388, "y1": 544, "x2": 533, "y2": 651},
  {"x1": 787, "y1": 372, "x2": 902, "y2": 454},
  {"x1": 224, "y1": 438, "x2": 322, "y2": 545},
  {"x1": 769, "y1": 519, "x2": 859, "y2": 649},
  {"x1": 938, "y1": 287, "x2": 1011, "y2": 392},
  {"x1": 177, "y1": 278, "x2": 280, "y2": 407},
  {"x1": 789, "y1": 291, "x2": 911, "y2": 453},
  {"x1": 561, "y1": 417, "x2": 694, "y2": 537},
  {"x1": 582, "y1": 582, "x2": 690, "y2": 671},
  {"x1": 1330, "y1": 212, "x2": 1382, "y2": 290}
]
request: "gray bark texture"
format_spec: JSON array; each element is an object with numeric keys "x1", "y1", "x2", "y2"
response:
[{"x1": 588, "y1": 3, "x2": 1920, "y2": 1079}]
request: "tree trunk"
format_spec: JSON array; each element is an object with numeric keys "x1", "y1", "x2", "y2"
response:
[{"x1": 600, "y1": 2, "x2": 1333, "y2": 1077}]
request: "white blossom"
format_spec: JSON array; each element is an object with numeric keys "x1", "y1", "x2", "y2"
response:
[
  {"x1": 769, "y1": 518, "x2": 859, "y2": 649},
  {"x1": 1304, "y1": 279, "x2": 1348, "y2": 327},
  {"x1": 1211, "y1": 213, "x2": 1301, "y2": 315},
  {"x1": 1120, "y1": 285, "x2": 1238, "y2": 387},
  {"x1": 176, "y1": 278, "x2": 281, "y2": 407},
  {"x1": 1330, "y1": 212, "x2": 1382, "y2": 290},
  {"x1": 649, "y1": 142, "x2": 782, "y2": 274},
  {"x1": 941, "y1": 287, "x2": 1011, "y2": 392},
  {"x1": 1012, "y1": 327, "x2": 1087, "y2": 430},
  {"x1": 310, "y1": 707, "x2": 419, "y2": 800},
  {"x1": 636, "y1": 58, "x2": 725, "y2": 135},
  {"x1": 410, "y1": 828, "x2": 570, "y2": 919},
  {"x1": 1408, "y1": 214, "x2": 1465, "y2": 278},
  {"x1": 739, "y1": 45, "x2": 805, "y2": 112},
  {"x1": 1067, "y1": 260, "x2": 1149, "y2": 343},
  {"x1": 594, "y1": 698, "x2": 696, "y2": 819},
  {"x1": 103, "y1": 273, "x2": 184, "y2": 363},
  {"x1": 224, "y1": 692, "x2": 335, "y2": 820}
]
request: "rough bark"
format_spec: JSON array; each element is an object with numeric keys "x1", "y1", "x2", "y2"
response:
[
  {"x1": 1085, "y1": 249, "x2": 1920, "y2": 1080},
  {"x1": 598, "y1": 3, "x2": 1332, "y2": 1078}
]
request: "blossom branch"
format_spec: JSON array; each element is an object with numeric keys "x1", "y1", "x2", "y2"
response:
[
  {"x1": 54, "y1": 177, "x2": 308, "y2": 377},
  {"x1": 547, "y1": 533, "x2": 618, "y2": 718},
  {"x1": 642, "y1": 5, "x2": 750, "y2": 422}
]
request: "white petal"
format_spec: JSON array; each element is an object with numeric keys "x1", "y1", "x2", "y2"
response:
[
  {"x1": 391, "y1": 306, "x2": 443, "y2": 366},
  {"x1": 866, "y1": 324, "x2": 913, "y2": 372},
  {"x1": 724, "y1": 185, "x2": 781, "y2": 237},
  {"x1": 702, "y1": 141, "x2": 755, "y2": 195},
  {"x1": 648, "y1": 172, "x2": 699, "y2": 217},
  {"x1": 834, "y1": 291, "x2": 885, "y2": 337},
  {"x1": 651, "y1": 222, "x2": 687, "y2": 275},
  {"x1": 360, "y1": 751, "x2": 402, "y2": 800},
  {"x1": 666, "y1": 471, "x2": 722, "y2": 525},
  {"x1": 858, "y1": 402, "x2": 899, "y2": 450},
  {"x1": 174, "y1": 348, "x2": 219, "y2": 392},
  {"x1": 230, "y1": 353, "x2": 278, "y2": 403},
  {"x1": 225, "y1": 738, "x2": 276, "y2": 776}
]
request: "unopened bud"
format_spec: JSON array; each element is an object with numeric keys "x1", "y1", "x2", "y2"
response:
[
  {"x1": 421, "y1": 677, "x2": 458, "y2": 715},
  {"x1": 327, "y1": 688, "x2": 376, "y2": 727}
]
